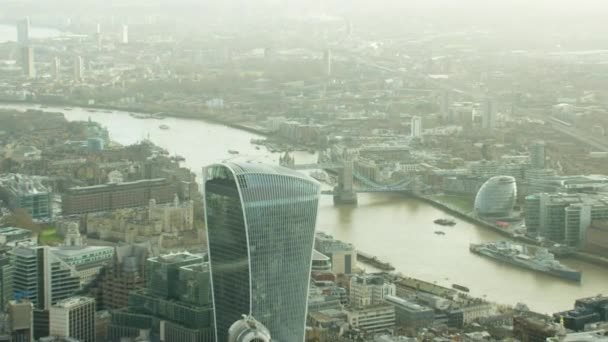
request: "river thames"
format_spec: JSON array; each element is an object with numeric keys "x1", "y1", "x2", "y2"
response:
[{"x1": 3, "y1": 103, "x2": 607, "y2": 314}]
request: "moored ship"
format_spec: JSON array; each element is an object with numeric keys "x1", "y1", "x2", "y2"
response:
[
  {"x1": 434, "y1": 218, "x2": 456, "y2": 226},
  {"x1": 469, "y1": 241, "x2": 581, "y2": 282}
]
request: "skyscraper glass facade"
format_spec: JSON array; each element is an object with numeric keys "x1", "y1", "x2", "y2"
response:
[
  {"x1": 474, "y1": 176, "x2": 517, "y2": 218},
  {"x1": 204, "y1": 162, "x2": 320, "y2": 342}
]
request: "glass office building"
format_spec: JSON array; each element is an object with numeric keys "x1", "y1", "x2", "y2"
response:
[
  {"x1": 204, "y1": 162, "x2": 320, "y2": 342},
  {"x1": 474, "y1": 176, "x2": 517, "y2": 218}
]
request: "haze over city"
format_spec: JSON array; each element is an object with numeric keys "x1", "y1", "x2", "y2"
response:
[{"x1": 0, "y1": 1, "x2": 607, "y2": 341}]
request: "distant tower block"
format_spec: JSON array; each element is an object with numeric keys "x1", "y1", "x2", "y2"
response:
[
  {"x1": 440, "y1": 90, "x2": 451, "y2": 120},
  {"x1": 323, "y1": 48, "x2": 332, "y2": 76},
  {"x1": 17, "y1": 17, "x2": 30, "y2": 45},
  {"x1": 73, "y1": 56, "x2": 83, "y2": 82},
  {"x1": 53, "y1": 57, "x2": 61, "y2": 81},
  {"x1": 530, "y1": 141, "x2": 546, "y2": 169},
  {"x1": 482, "y1": 98, "x2": 496, "y2": 129},
  {"x1": 95, "y1": 23, "x2": 102, "y2": 50},
  {"x1": 411, "y1": 116, "x2": 422, "y2": 138},
  {"x1": 20, "y1": 46, "x2": 35, "y2": 78},
  {"x1": 121, "y1": 25, "x2": 129, "y2": 44}
]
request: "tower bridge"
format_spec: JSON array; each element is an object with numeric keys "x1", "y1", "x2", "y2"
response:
[{"x1": 279, "y1": 153, "x2": 417, "y2": 205}]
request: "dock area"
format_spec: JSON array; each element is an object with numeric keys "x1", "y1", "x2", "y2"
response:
[{"x1": 357, "y1": 251, "x2": 396, "y2": 271}]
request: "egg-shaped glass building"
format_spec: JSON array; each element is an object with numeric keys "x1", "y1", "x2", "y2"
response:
[{"x1": 474, "y1": 176, "x2": 517, "y2": 218}]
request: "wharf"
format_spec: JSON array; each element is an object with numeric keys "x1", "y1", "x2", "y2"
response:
[
  {"x1": 357, "y1": 251, "x2": 395, "y2": 271},
  {"x1": 395, "y1": 276, "x2": 457, "y2": 298}
]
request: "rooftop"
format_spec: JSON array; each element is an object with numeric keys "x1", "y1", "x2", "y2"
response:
[
  {"x1": 66, "y1": 178, "x2": 168, "y2": 194},
  {"x1": 52, "y1": 296, "x2": 95, "y2": 309},
  {"x1": 385, "y1": 295, "x2": 433, "y2": 313},
  {"x1": 0, "y1": 226, "x2": 32, "y2": 236},
  {"x1": 50, "y1": 245, "x2": 114, "y2": 258},
  {"x1": 149, "y1": 251, "x2": 203, "y2": 264},
  {"x1": 547, "y1": 330, "x2": 608, "y2": 342}
]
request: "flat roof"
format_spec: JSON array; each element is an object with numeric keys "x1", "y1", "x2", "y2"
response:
[
  {"x1": 0, "y1": 227, "x2": 32, "y2": 236},
  {"x1": 52, "y1": 296, "x2": 94, "y2": 308}
]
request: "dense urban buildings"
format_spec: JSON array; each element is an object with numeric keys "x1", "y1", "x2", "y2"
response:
[
  {"x1": 2, "y1": 2, "x2": 608, "y2": 341},
  {"x1": 108, "y1": 252, "x2": 214, "y2": 342},
  {"x1": 0, "y1": 174, "x2": 52, "y2": 220},
  {"x1": 97, "y1": 243, "x2": 150, "y2": 310},
  {"x1": 62, "y1": 178, "x2": 176, "y2": 215},
  {"x1": 204, "y1": 162, "x2": 320, "y2": 342}
]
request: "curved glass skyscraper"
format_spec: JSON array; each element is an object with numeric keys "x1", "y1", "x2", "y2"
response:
[
  {"x1": 474, "y1": 175, "x2": 517, "y2": 218},
  {"x1": 203, "y1": 162, "x2": 320, "y2": 342}
]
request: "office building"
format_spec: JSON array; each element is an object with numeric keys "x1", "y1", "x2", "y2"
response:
[
  {"x1": 311, "y1": 250, "x2": 332, "y2": 272},
  {"x1": 51, "y1": 245, "x2": 113, "y2": 286},
  {"x1": 530, "y1": 141, "x2": 546, "y2": 169},
  {"x1": 0, "y1": 174, "x2": 52, "y2": 220},
  {"x1": 50, "y1": 226, "x2": 114, "y2": 286},
  {"x1": 107, "y1": 252, "x2": 214, "y2": 342},
  {"x1": 482, "y1": 98, "x2": 495, "y2": 129},
  {"x1": 385, "y1": 295, "x2": 434, "y2": 331},
  {"x1": 17, "y1": 17, "x2": 30, "y2": 45},
  {"x1": 547, "y1": 330, "x2": 608, "y2": 342},
  {"x1": 204, "y1": 162, "x2": 320, "y2": 342},
  {"x1": 350, "y1": 274, "x2": 396, "y2": 307},
  {"x1": 474, "y1": 176, "x2": 517, "y2": 219},
  {"x1": 524, "y1": 193, "x2": 608, "y2": 246},
  {"x1": 315, "y1": 232, "x2": 356, "y2": 275},
  {"x1": 584, "y1": 220, "x2": 608, "y2": 255},
  {"x1": 8, "y1": 299, "x2": 34, "y2": 342},
  {"x1": 62, "y1": 178, "x2": 175, "y2": 215},
  {"x1": 49, "y1": 297, "x2": 95, "y2": 342},
  {"x1": 513, "y1": 314, "x2": 559, "y2": 342},
  {"x1": 98, "y1": 242, "x2": 150, "y2": 310},
  {"x1": 0, "y1": 255, "x2": 13, "y2": 312},
  {"x1": 20, "y1": 46, "x2": 35, "y2": 78},
  {"x1": 554, "y1": 308, "x2": 601, "y2": 332},
  {"x1": 0, "y1": 227, "x2": 34, "y2": 246},
  {"x1": 73, "y1": 56, "x2": 83, "y2": 82},
  {"x1": 121, "y1": 25, "x2": 128, "y2": 44},
  {"x1": 344, "y1": 304, "x2": 396, "y2": 334},
  {"x1": 11, "y1": 246, "x2": 80, "y2": 310},
  {"x1": 410, "y1": 116, "x2": 422, "y2": 138}
]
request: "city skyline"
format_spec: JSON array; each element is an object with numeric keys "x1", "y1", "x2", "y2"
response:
[{"x1": 1, "y1": 1, "x2": 608, "y2": 341}]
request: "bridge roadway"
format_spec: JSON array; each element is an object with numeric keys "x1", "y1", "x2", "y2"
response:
[
  {"x1": 286, "y1": 162, "x2": 414, "y2": 194},
  {"x1": 287, "y1": 163, "x2": 343, "y2": 170}
]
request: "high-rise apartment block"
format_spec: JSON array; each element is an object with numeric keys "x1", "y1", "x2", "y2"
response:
[
  {"x1": 17, "y1": 17, "x2": 30, "y2": 45},
  {"x1": 411, "y1": 116, "x2": 422, "y2": 138},
  {"x1": 530, "y1": 141, "x2": 546, "y2": 169},
  {"x1": 20, "y1": 46, "x2": 35, "y2": 78},
  {"x1": 482, "y1": 98, "x2": 495, "y2": 129}
]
